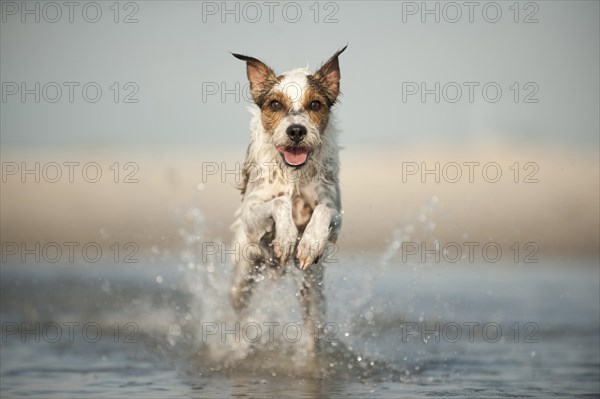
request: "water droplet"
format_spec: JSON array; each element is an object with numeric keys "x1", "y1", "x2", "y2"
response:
[
  {"x1": 169, "y1": 324, "x2": 181, "y2": 336},
  {"x1": 156, "y1": 275, "x2": 164, "y2": 284}
]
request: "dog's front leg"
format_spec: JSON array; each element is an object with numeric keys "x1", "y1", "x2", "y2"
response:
[
  {"x1": 231, "y1": 196, "x2": 298, "y2": 311},
  {"x1": 297, "y1": 204, "x2": 341, "y2": 269},
  {"x1": 242, "y1": 196, "x2": 298, "y2": 265},
  {"x1": 270, "y1": 196, "x2": 299, "y2": 265}
]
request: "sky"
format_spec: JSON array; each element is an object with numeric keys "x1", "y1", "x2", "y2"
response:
[{"x1": 1, "y1": 1, "x2": 599, "y2": 151}]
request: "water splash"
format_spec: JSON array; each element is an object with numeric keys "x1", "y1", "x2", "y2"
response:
[{"x1": 152, "y1": 205, "x2": 416, "y2": 382}]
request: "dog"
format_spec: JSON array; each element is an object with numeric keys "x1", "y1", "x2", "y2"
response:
[{"x1": 229, "y1": 46, "x2": 347, "y2": 353}]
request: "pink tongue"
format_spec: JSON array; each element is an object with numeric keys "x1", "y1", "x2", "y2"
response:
[{"x1": 281, "y1": 147, "x2": 308, "y2": 166}]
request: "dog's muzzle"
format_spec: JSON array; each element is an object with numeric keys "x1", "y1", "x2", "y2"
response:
[{"x1": 277, "y1": 124, "x2": 310, "y2": 167}]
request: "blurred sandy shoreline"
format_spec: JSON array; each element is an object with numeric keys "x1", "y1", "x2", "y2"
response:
[{"x1": 1, "y1": 143, "x2": 598, "y2": 261}]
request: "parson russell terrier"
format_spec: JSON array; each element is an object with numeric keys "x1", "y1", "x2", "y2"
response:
[{"x1": 229, "y1": 47, "x2": 347, "y2": 352}]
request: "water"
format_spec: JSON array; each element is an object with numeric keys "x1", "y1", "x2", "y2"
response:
[{"x1": 1, "y1": 253, "x2": 598, "y2": 398}]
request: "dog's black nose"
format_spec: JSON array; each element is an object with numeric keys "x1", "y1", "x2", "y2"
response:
[{"x1": 286, "y1": 124, "x2": 307, "y2": 143}]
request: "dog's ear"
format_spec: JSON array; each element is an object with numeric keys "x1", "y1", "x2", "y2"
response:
[
  {"x1": 314, "y1": 45, "x2": 347, "y2": 102},
  {"x1": 232, "y1": 53, "x2": 277, "y2": 105}
]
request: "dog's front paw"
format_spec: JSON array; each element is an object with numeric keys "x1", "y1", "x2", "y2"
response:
[
  {"x1": 296, "y1": 230, "x2": 328, "y2": 269},
  {"x1": 273, "y1": 224, "x2": 298, "y2": 266}
]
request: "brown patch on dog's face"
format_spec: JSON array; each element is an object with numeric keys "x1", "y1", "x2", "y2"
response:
[
  {"x1": 259, "y1": 91, "x2": 292, "y2": 134},
  {"x1": 301, "y1": 81, "x2": 331, "y2": 133}
]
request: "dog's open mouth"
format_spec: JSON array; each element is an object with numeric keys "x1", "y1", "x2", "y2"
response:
[{"x1": 276, "y1": 146, "x2": 310, "y2": 167}]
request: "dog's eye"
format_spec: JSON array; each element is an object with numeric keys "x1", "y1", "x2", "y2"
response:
[
  {"x1": 269, "y1": 100, "x2": 282, "y2": 111},
  {"x1": 309, "y1": 100, "x2": 322, "y2": 111}
]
